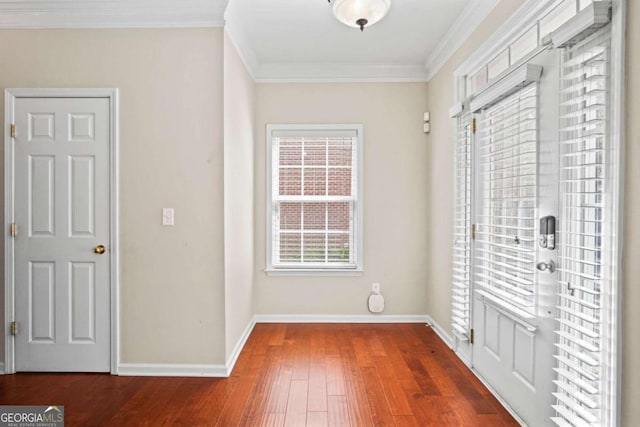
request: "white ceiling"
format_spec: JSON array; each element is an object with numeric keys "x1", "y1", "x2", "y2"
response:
[
  {"x1": 228, "y1": 0, "x2": 468, "y2": 65},
  {"x1": 0, "y1": 0, "x2": 501, "y2": 81}
]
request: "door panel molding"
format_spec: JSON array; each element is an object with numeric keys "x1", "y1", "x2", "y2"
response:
[{"x1": 4, "y1": 88, "x2": 119, "y2": 374}]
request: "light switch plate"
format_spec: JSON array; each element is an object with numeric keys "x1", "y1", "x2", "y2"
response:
[{"x1": 162, "y1": 208, "x2": 175, "y2": 226}]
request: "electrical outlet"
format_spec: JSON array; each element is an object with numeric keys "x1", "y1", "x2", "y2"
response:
[
  {"x1": 372, "y1": 282, "x2": 380, "y2": 294},
  {"x1": 162, "y1": 208, "x2": 175, "y2": 226}
]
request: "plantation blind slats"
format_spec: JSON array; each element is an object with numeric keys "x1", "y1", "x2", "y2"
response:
[
  {"x1": 451, "y1": 112, "x2": 472, "y2": 339},
  {"x1": 474, "y1": 83, "x2": 538, "y2": 312},
  {"x1": 552, "y1": 28, "x2": 611, "y2": 427}
]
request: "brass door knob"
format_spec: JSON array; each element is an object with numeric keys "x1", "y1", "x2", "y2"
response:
[{"x1": 94, "y1": 245, "x2": 106, "y2": 254}]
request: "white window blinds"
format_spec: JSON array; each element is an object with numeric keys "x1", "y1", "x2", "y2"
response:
[
  {"x1": 269, "y1": 128, "x2": 360, "y2": 270},
  {"x1": 552, "y1": 27, "x2": 613, "y2": 427},
  {"x1": 452, "y1": 112, "x2": 472, "y2": 338},
  {"x1": 475, "y1": 84, "x2": 538, "y2": 312}
]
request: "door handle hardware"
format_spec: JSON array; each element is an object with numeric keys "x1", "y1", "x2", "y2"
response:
[
  {"x1": 94, "y1": 245, "x2": 106, "y2": 254},
  {"x1": 536, "y1": 260, "x2": 556, "y2": 273}
]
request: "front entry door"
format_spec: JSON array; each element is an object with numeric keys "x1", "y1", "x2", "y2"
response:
[
  {"x1": 471, "y1": 50, "x2": 559, "y2": 426},
  {"x1": 12, "y1": 96, "x2": 111, "y2": 372}
]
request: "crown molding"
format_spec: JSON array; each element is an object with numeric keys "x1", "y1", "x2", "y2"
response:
[
  {"x1": 254, "y1": 62, "x2": 429, "y2": 83},
  {"x1": 424, "y1": 0, "x2": 500, "y2": 80},
  {"x1": 223, "y1": 5, "x2": 259, "y2": 81},
  {"x1": 0, "y1": 0, "x2": 227, "y2": 29}
]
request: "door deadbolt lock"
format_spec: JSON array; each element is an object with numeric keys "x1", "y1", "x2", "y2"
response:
[
  {"x1": 94, "y1": 245, "x2": 106, "y2": 254},
  {"x1": 539, "y1": 216, "x2": 556, "y2": 250}
]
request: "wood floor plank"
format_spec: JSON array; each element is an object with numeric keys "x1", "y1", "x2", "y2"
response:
[
  {"x1": 366, "y1": 335, "x2": 388, "y2": 358},
  {"x1": 246, "y1": 324, "x2": 279, "y2": 360},
  {"x1": 106, "y1": 378, "x2": 180, "y2": 425},
  {"x1": 268, "y1": 323, "x2": 287, "y2": 346},
  {"x1": 170, "y1": 379, "x2": 234, "y2": 426},
  {"x1": 418, "y1": 350, "x2": 462, "y2": 397},
  {"x1": 401, "y1": 353, "x2": 441, "y2": 396},
  {"x1": 260, "y1": 413, "x2": 285, "y2": 427},
  {"x1": 403, "y1": 393, "x2": 441, "y2": 426},
  {"x1": 325, "y1": 355, "x2": 347, "y2": 396},
  {"x1": 307, "y1": 329, "x2": 328, "y2": 413},
  {"x1": 214, "y1": 375, "x2": 258, "y2": 426},
  {"x1": 359, "y1": 366, "x2": 397, "y2": 426},
  {"x1": 265, "y1": 362, "x2": 294, "y2": 414},
  {"x1": 393, "y1": 415, "x2": 421, "y2": 427},
  {"x1": 378, "y1": 333, "x2": 419, "y2": 380},
  {"x1": 240, "y1": 346, "x2": 283, "y2": 425},
  {"x1": 0, "y1": 324, "x2": 518, "y2": 427},
  {"x1": 373, "y1": 356, "x2": 414, "y2": 416},
  {"x1": 327, "y1": 395, "x2": 350, "y2": 427},
  {"x1": 284, "y1": 380, "x2": 309, "y2": 427},
  {"x1": 308, "y1": 359, "x2": 328, "y2": 412},
  {"x1": 338, "y1": 339, "x2": 375, "y2": 427},
  {"x1": 291, "y1": 328, "x2": 311, "y2": 381},
  {"x1": 306, "y1": 411, "x2": 329, "y2": 427},
  {"x1": 324, "y1": 324, "x2": 345, "y2": 357},
  {"x1": 351, "y1": 337, "x2": 375, "y2": 368}
]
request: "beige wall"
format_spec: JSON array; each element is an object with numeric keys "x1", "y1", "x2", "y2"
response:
[
  {"x1": 622, "y1": 0, "x2": 640, "y2": 423},
  {"x1": 0, "y1": 29, "x2": 227, "y2": 365},
  {"x1": 223, "y1": 32, "x2": 255, "y2": 360},
  {"x1": 426, "y1": 0, "x2": 640, "y2": 423},
  {"x1": 253, "y1": 82, "x2": 429, "y2": 316}
]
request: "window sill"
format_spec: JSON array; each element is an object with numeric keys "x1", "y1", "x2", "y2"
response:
[{"x1": 264, "y1": 268, "x2": 364, "y2": 277}]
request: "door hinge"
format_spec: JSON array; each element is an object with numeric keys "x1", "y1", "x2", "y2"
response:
[
  {"x1": 470, "y1": 328, "x2": 474, "y2": 345},
  {"x1": 10, "y1": 124, "x2": 16, "y2": 138},
  {"x1": 10, "y1": 223, "x2": 17, "y2": 238},
  {"x1": 471, "y1": 224, "x2": 476, "y2": 240},
  {"x1": 471, "y1": 118, "x2": 477, "y2": 134},
  {"x1": 10, "y1": 321, "x2": 17, "y2": 336}
]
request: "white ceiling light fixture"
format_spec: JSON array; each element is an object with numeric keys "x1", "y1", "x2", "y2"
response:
[{"x1": 329, "y1": 0, "x2": 391, "y2": 32}]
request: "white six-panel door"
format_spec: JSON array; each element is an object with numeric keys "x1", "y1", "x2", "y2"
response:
[
  {"x1": 471, "y1": 50, "x2": 559, "y2": 426},
  {"x1": 12, "y1": 97, "x2": 111, "y2": 372}
]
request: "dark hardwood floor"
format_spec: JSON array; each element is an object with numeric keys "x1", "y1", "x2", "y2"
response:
[{"x1": 0, "y1": 323, "x2": 517, "y2": 426}]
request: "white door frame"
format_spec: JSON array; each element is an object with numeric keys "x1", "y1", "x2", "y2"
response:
[{"x1": 3, "y1": 88, "x2": 119, "y2": 374}]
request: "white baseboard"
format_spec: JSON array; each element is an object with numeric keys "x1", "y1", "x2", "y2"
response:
[
  {"x1": 118, "y1": 316, "x2": 257, "y2": 378},
  {"x1": 225, "y1": 317, "x2": 256, "y2": 376},
  {"x1": 0, "y1": 362, "x2": 4, "y2": 374},
  {"x1": 254, "y1": 314, "x2": 431, "y2": 324},
  {"x1": 115, "y1": 314, "x2": 433, "y2": 378},
  {"x1": 118, "y1": 363, "x2": 228, "y2": 377},
  {"x1": 424, "y1": 315, "x2": 453, "y2": 348}
]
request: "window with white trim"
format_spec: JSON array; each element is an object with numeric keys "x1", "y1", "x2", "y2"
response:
[
  {"x1": 266, "y1": 124, "x2": 363, "y2": 273},
  {"x1": 553, "y1": 26, "x2": 615, "y2": 427},
  {"x1": 451, "y1": 112, "x2": 472, "y2": 339}
]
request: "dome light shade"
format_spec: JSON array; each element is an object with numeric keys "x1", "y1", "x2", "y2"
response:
[{"x1": 331, "y1": 0, "x2": 391, "y2": 31}]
